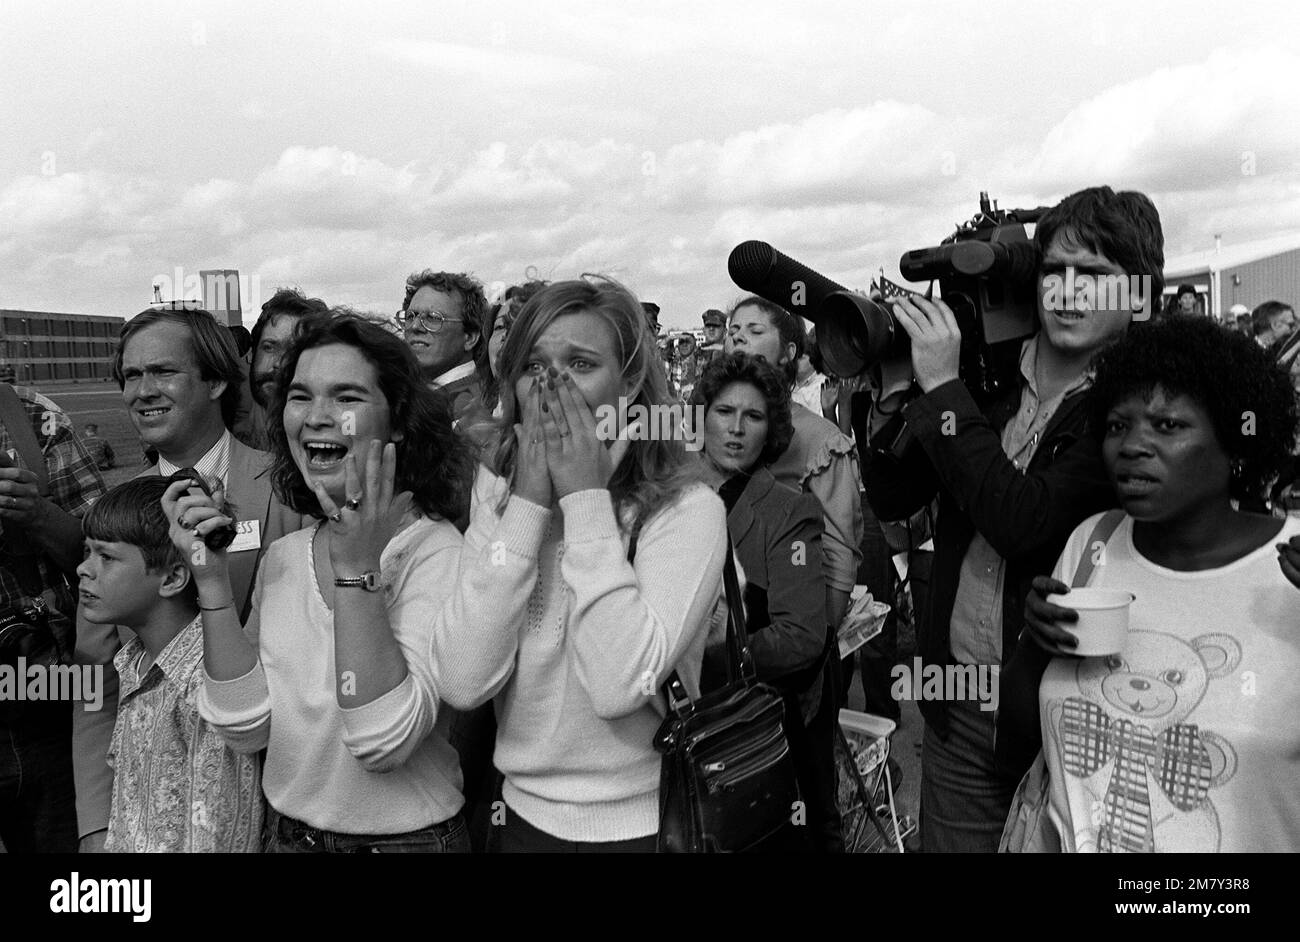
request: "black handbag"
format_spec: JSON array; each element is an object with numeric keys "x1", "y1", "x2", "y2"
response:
[{"x1": 652, "y1": 540, "x2": 801, "y2": 853}]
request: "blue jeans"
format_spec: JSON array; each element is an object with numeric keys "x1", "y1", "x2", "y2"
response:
[
  {"x1": 920, "y1": 696, "x2": 1018, "y2": 853},
  {"x1": 263, "y1": 806, "x2": 471, "y2": 853},
  {"x1": 0, "y1": 701, "x2": 77, "y2": 853}
]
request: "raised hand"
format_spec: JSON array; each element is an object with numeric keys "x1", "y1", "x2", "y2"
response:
[
  {"x1": 541, "y1": 368, "x2": 619, "y2": 499},
  {"x1": 512, "y1": 376, "x2": 554, "y2": 508},
  {"x1": 161, "y1": 477, "x2": 232, "y2": 579},
  {"x1": 312, "y1": 440, "x2": 414, "y2": 576}
]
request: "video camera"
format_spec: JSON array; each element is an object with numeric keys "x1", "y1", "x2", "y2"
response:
[{"x1": 727, "y1": 192, "x2": 1049, "y2": 405}]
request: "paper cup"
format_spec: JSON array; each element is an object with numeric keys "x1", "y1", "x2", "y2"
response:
[{"x1": 1045, "y1": 588, "x2": 1135, "y2": 656}]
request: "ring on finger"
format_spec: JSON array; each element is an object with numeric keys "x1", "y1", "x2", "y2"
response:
[
  {"x1": 328, "y1": 511, "x2": 343, "y2": 523},
  {"x1": 178, "y1": 514, "x2": 190, "y2": 529},
  {"x1": 344, "y1": 496, "x2": 362, "y2": 511}
]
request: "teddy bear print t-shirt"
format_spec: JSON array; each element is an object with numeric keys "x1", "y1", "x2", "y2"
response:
[{"x1": 1039, "y1": 512, "x2": 1300, "y2": 853}]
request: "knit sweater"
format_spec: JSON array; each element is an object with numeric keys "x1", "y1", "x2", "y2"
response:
[
  {"x1": 432, "y1": 467, "x2": 728, "y2": 842},
  {"x1": 198, "y1": 517, "x2": 465, "y2": 834}
]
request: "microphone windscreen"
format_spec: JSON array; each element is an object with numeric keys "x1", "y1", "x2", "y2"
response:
[{"x1": 727, "y1": 241, "x2": 847, "y2": 319}]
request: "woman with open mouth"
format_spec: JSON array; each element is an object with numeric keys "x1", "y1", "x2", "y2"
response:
[
  {"x1": 692, "y1": 351, "x2": 831, "y2": 851},
  {"x1": 1000, "y1": 316, "x2": 1300, "y2": 853},
  {"x1": 163, "y1": 309, "x2": 476, "y2": 853}
]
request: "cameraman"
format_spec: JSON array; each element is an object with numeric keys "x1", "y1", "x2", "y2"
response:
[
  {"x1": 0, "y1": 383, "x2": 106, "y2": 853},
  {"x1": 863, "y1": 187, "x2": 1164, "y2": 852}
]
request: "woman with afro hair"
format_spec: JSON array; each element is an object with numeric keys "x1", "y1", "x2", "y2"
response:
[{"x1": 1000, "y1": 315, "x2": 1300, "y2": 852}]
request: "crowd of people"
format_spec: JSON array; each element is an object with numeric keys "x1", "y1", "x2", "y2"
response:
[{"x1": 1, "y1": 182, "x2": 1298, "y2": 854}]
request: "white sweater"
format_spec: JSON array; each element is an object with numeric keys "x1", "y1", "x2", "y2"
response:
[
  {"x1": 432, "y1": 468, "x2": 728, "y2": 842},
  {"x1": 198, "y1": 517, "x2": 465, "y2": 834}
]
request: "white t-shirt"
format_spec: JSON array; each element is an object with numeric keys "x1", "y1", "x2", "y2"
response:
[{"x1": 1039, "y1": 511, "x2": 1300, "y2": 853}]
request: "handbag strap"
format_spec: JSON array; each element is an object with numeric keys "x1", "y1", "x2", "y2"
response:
[
  {"x1": 0, "y1": 383, "x2": 49, "y2": 495},
  {"x1": 629, "y1": 515, "x2": 752, "y2": 714},
  {"x1": 1070, "y1": 509, "x2": 1125, "y2": 588}
]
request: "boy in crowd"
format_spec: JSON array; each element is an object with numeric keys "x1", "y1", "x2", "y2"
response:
[{"x1": 78, "y1": 475, "x2": 262, "y2": 852}]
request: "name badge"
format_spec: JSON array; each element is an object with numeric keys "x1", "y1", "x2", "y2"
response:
[{"x1": 229, "y1": 519, "x2": 261, "y2": 553}]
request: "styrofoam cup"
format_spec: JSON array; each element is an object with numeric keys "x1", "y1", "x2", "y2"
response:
[{"x1": 1044, "y1": 588, "x2": 1135, "y2": 656}]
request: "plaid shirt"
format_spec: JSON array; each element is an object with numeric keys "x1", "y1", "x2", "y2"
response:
[{"x1": 0, "y1": 385, "x2": 107, "y2": 611}]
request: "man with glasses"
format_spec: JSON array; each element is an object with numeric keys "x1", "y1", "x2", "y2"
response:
[{"x1": 399, "y1": 270, "x2": 489, "y2": 425}]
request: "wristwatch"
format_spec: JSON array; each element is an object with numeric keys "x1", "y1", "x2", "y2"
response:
[{"x1": 334, "y1": 570, "x2": 382, "y2": 592}]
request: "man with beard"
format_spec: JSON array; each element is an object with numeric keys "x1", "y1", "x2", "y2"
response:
[{"x1": 234, "y1": 288, "x2": 329, "y2": 450}]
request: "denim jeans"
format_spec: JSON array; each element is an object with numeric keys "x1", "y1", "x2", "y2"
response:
[
  {"x1": 488, "y1": 804, "x2": 658, "y2": 853},
  {"x1": 0, "y1": 700, "x2": 77, "y2": 853},
  {"x1": 263, "y1": 806, "x2": 471, "y2": 853},
  {"x1": 920, "y1": 696, "x2": 1018, "y2": 853}
]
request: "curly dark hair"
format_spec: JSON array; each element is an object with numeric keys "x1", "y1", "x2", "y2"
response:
[
  {"x1": 691, "y1": 352, "x2": 794, "y2": 468},
  {"x1": 402, "y1": 269, "x2": 490, "y2": 364},
  {"x1": 1089, "y1": 315, "x2": 1298, "y2": 502},
  {"x1": 266, "y1": 309, "x2": 475, "y2": 522}
]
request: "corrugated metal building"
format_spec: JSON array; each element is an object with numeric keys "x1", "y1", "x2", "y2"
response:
[
  {"x1": 0, "y1": 309, "x2": 125, "y2": 384},
  {"x1": 1164, "y1": 233, "x2": 1300, "y2": 320}
]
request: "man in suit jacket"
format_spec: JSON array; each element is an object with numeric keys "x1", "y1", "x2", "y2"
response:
[{"x1": 73, "y1": 307, "x2": 307, "y2": 851}]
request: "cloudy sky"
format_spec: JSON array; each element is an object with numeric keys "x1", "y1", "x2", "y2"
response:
[{"x1": 2, "y1": 0, "x2": 1298, "y2": 329}]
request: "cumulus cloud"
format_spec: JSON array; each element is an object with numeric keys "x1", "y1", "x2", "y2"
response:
[
  {"x1": 651, "y1": 103, "x2": 959, "y2": 209},
  {"x1": 1012, "y1": 47, "x2": 1300, "y2": 193}
]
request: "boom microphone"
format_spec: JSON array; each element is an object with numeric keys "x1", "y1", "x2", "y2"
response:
[
  {"x1": 727, "y1": 240, "x2": 848, "y2": 316},
  {"x1": 727, "y1": 240, "x2": 901, "y2": 377}
]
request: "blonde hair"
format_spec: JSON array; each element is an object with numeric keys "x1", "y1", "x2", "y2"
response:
[{"x1": 492, "y1": 278, "x2": 700, "y2": 531}]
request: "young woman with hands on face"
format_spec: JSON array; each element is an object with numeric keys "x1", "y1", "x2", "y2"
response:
[
  {"x1": 431, "y1": 278, "x2": 728, "y2": 853},
  {"x1": 164, "y1": 310, "x2": 476, "y2": 853}
]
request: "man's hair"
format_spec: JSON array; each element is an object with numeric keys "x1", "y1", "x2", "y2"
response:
[
  {"x1": 84, "y1": 423, "x2": 98, "y2": 434},
  {"x1": 227, "y1": 325, "x2": 253, "y2": 358},
  {"x1": 1176, "y1": 284, "x2": 1197, "y2": 298},
  {"x1": 113, "y1": 308, "x2": 245, "y2": 428},
  {"x1": 726, "y1": 295, "x2": 807, "y2": 388},
  {"x1": 1090, "y1": 315, "x2": 1297, "y2": 503},
  {"x1": 83, "y1": 476, "x2": 188, "y2": 576},
  {"x1": 401, "y1": 270, "x2": 489, "y2": 363},
  {"x1": 1251, "y1": 300, "x2": 1294, "y2": 337},
  {"x1": 267, "y1": 309, "x2": 475, "y2": 522},
  {"x1": 691, "y1": 352, "x2": 795, "y2": 467},
  {"x1": 1035, "y1": 186, "x2": 1166, "y2": 303},
  {"x1": 250, "y1": 287, "x2": 328, "y2": 355}
]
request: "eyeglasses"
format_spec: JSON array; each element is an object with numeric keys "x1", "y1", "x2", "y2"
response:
[{"x1": 396, "y1": 309, "x2": 465, "y2": 334}]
